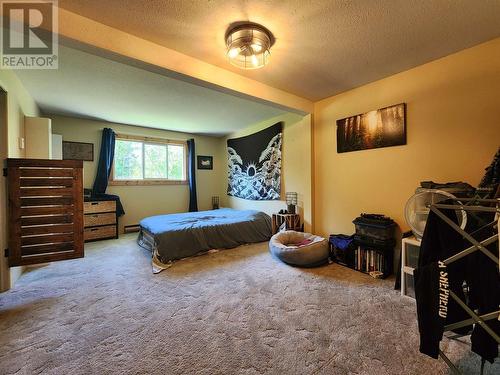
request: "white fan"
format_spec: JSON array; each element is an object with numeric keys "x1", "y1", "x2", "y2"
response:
[{"x1": 404, "y1": 189, "x2": 467, "y2": 239}]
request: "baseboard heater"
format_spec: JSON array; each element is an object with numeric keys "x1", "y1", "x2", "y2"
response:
[{"x1": 124, "y1": 224, "x2": 141, "y2": 233}]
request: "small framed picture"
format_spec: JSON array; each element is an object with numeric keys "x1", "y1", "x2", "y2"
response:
[
  {"x1": 197, "y1": 155, "x2": 213, "y2": 170},
  {"x1": 62, "y1": 141, "x2": 94, "y2": 161}
]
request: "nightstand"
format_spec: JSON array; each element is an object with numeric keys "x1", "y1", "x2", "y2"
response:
[
  {"x1": 83, "y1": 199, "x2": 118, "y2": 242},
  {"x1": 271, "y1": 213, "x2": 302, "y2": 234},
  {"x1": 401, "y1": 236, "x2": 421, "y2": 298}
]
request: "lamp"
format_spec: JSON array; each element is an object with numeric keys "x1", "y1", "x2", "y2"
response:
[
  {"x1": 225, "y1": 23, "x2": 273, "y2": 69},
  {"x1": 286, "y1": 192, "x2": 298, "y2": 214}
]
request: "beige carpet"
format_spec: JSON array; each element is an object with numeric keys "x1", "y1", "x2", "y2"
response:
[{"x1": 0, "y1": 234, "x2": 496, "y2": 374}]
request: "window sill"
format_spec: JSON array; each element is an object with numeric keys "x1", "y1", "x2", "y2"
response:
[{"x1": 109, "y1": 179, "x2": 188, "y2": 186}]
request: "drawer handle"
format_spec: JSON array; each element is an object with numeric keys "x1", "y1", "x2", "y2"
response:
[
  {"x1": 90, "y1": 228, "x2": 98, "y2": 232},
  {"x1": 91, "y1": 202, "x2": 99, "y2": 205}
]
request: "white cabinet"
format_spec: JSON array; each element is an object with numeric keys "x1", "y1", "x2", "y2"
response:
[
  {"x1": 401, "y1": 236, "x2": 421, "y2": 298},
  {"x1": 51, "y1": 134, "x2": 62, "y2": 160}
]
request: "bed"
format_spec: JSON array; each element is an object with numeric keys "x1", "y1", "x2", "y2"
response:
[{"x1": 138, "y1": 208, "x2": 272, "y2": 271}]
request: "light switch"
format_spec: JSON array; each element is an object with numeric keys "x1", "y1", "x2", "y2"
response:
[{"x1": 18, "y1": 137, "x2": 25, "y2": 149}]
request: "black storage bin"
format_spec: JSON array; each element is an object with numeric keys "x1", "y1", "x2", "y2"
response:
[
  {"x1": 353, "y1": 214, "x2": 396, "y2": 241},
  {"x1": 353, "y1": 234, "x2": 395, "y2": 249}
]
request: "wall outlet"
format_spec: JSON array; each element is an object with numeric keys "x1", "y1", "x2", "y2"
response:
[{"x1": 18, "y1": 137, "x2": 25, "y2": 149}]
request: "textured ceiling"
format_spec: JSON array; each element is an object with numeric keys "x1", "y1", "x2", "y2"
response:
[
  {"x1": 58, "y1": 0, "x2": 500, "y2": 101},
  {"x1": 14, "y1": 45, "x2": 287, "y2": 136}
]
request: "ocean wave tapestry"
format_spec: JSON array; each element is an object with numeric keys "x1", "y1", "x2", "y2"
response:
[{"x1": 227, "y1": 122, "x2": 283, "y2": 200}]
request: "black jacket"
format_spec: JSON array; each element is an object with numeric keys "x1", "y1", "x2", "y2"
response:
[{"x1": 414, "y1": 204, "x2": 500, "y2": 362}]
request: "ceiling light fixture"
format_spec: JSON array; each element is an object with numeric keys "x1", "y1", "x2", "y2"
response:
[{"x1": 225, "y1": 23, "x2": 273, "y2": 70}]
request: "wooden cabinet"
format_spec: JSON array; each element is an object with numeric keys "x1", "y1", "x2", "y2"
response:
[
  {"x1": 84, "y1": 200, "x2": 118, "y2": 242},
  {"x1": 271, "y1": 213, "x2": 302, "y2": 234},
  {"x1": 7, "y1": 158, "x2": 84, "y2": 266}
]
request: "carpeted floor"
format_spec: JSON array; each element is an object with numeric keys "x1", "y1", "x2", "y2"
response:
[{"x1": 0, "y1": 234, "x2": 497, "y2": 374}]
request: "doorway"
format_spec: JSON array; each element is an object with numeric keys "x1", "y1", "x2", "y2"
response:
[{"x1": 0, "y1": 88, "x2": 8, "y2": 291}]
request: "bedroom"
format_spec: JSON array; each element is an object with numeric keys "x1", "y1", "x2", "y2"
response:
[{"x1": 0, "y1": 1, "x2": 499, "y2": 374}]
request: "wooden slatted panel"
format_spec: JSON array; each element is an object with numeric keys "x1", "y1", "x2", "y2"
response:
[
  {"x1": 22, "y1": 223, "x2": 75, "y2": 236},
  {"x1": 7, "y1": 159, "x2": 84, "y2": 266},
  {"x1": 21, "y1": 206, "x2": 75, "y2": 216},
  {"x1": 21, "y1": 233, "x2": 75, "y2": 246},
  {"x1": 20, "y1": 187, "x2": 73, "y2": 197},
  {"x1": 20, "y1": 168, "x2": 74, "y2": 177},
  {"x1": 20, "y1": 197, "x2": 74, "y2": 206},
  {"x1": 21, "y1": 214, "x2": 73, "y2": 226},
  {"x1": 21, "y1": 242, "x2": 75, "y2": 256},
  {"x1": 20, "y1": 178, "x2": 73, "y2": 187}
]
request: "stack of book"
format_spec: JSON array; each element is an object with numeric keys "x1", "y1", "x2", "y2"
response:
[{"x1": 354, "y1": 247, "x2": 385, "y2": 274}]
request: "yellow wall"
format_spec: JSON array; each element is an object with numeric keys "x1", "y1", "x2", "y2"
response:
[
  {"x1": 51, "y1": 115, "x2": 223, "y2": 232},
  {"x1": 313, "y1": 38, "x2": 500, "y2": 237},
  {"x1": 0, "y1": 70, "x2": 40, "y2": 291},
  {"x1": 220, "y1": 113, "x2": 313, "y2": 232}
]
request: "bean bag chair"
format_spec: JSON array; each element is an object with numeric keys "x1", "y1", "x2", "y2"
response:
[{"x1": 269, "y1": 230, "x2": 329, "y2": 267}]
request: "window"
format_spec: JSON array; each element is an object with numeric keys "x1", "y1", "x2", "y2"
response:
[{"x1": 111, "y1": 134, "x2": 187, "y2": 185}]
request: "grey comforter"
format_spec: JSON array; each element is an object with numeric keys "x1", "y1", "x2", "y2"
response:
[{"x1": 138, "y1": 208, "x2": 272, "y2": 266}]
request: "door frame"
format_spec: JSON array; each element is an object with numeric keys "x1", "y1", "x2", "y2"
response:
[{"x1": 0, "y1": 87, "x2": 9, "y2": 291}]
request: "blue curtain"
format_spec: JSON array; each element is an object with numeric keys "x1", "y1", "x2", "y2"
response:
[
  {"x1": 92, "y1": 128, "x2": 125, "y2": 216},
  {"x1": 93, "y1": 128, "x2": 115, "y2": 194},
  {"x1": 187, "y1": 138, "x2": 198, "y2": 212}
]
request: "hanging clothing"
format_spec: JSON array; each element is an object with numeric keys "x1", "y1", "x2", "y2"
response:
[
  {"x1": 414, "y1": 206, "x2": 471, "y2": 359},
  {"x1": 187, "y1": 138, "x2": 198, "y2": 212},
  {"x1": 478, "y1": 147, "x2": 500, "y2": 198},
  {"x1": 92, "y1": 128, "x2": 124, "y2": 216},
  {"x1": 414, "y1": 203, "x2": 500, "y2": 363}
]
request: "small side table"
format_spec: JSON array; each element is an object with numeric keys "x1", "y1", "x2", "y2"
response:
[
  {"x1": 401, "y1": 236, "x2": 421, "y2": 298},
  {"x1": 272, "y1": 213, "x2": 302, "y2": 234}
]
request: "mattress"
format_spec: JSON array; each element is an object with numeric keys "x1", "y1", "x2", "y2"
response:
[{"x1": 138, "y1": 208, "x2": 272, "y2": 270}]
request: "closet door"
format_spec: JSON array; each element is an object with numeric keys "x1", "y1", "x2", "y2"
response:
[{"x1": 7, "y1": 158, "x2": 84, "y2": 266}]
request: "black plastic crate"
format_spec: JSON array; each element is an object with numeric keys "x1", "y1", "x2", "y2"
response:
[
  {"x1": 353, "y1": 214, "x2": 396, "y2": 241},
  {"x1": 353, "y1": 234, "x2": 395, "y2": 249}
]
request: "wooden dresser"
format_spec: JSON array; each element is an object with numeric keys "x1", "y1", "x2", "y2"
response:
[{"x1": 83, "y1": 199, "x2": 118, "y2": 242}]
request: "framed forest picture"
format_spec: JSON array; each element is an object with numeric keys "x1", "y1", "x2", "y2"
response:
[{"x1": 337, "y1": 103, "x2": 406, "y2": 153}]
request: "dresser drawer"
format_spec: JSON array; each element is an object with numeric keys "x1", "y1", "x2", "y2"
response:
[
  {"x1": 84, "y1": 200, "x2": 116, "y2": 214},
  {"x1": 84, "y1": 212, "x2": 116, "y2": 227},
  {"x1": 84, "y1": 225, "x2": 116, "y2": 241}
]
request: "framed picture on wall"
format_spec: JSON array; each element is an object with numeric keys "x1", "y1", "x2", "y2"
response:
[
  {"x1": 197, "y1": 155, "x2": 213, "y2": 170},
  {"x1": 62, "y1": 141, "x2": 94, "y2": 161},
  {"x1": 336, "y1": 103, "x2": 406, "y2": 153}
]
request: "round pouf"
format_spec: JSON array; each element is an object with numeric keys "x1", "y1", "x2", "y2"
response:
[{"x1": 269, "y1": 230, "x2": 329, "y2": 267}]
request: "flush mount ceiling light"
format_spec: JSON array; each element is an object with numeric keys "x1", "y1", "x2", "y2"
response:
[{"x1": 225, "y1": 23, "x2": 273, "y2": 69}]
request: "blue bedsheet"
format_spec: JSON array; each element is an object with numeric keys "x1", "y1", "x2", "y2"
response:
[{"x1": 138, "y1": 208, "x2": 272, "y2": 264}]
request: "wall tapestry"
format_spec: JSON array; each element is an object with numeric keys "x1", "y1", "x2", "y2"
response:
[
  {"x1": 227, "y1": 122, "x2": 283, "y2": 200},
  {"x1": 336, "y1": 103, "x2": 406, "y2": 153}
]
